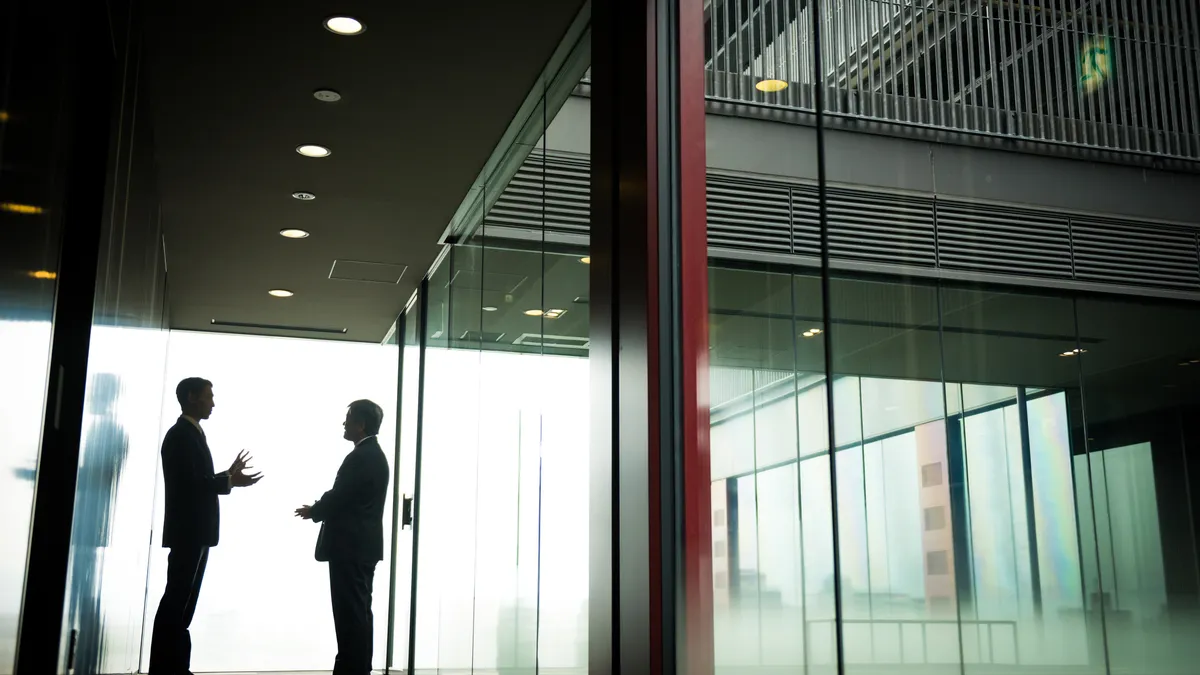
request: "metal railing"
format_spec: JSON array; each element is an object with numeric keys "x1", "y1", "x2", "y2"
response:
[{"x1": 703, "y1": 0, "x2": 1200, "y2": 161}]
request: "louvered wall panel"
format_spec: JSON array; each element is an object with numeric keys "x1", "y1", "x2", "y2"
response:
[
  {"x1": 793, "y1": 187, "x2": 937, "y2": 266},
  {"x1": 486, "y1": 156, "x2": 591, "y2": 235},
  {"x1": 478, "y1": 155, "x2": 1200, "y2": 296},
  {"x1": 1072, "y1": 220, "x2": 1200, "y2": 290},
  {"x1": 936, "y1": 201, "x2": 1073, "y2": 278},
  {"x1": 707, "y1": 177, "x2": 792, "y2": 253}
]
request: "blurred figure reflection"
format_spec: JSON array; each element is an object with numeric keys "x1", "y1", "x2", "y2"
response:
[{"x1": 67, "y1": 373, "x2": 128, "y2": 675}]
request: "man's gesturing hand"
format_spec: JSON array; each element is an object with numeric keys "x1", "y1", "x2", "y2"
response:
[
  {"x1": 228, "y1": 449, "x2": 263, "y2": 487},
  {"x1": 295, "y1": 504, "x2": 313, "y2": 520}
]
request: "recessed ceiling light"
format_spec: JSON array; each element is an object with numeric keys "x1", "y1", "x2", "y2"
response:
[
  {"x1": 1059, "y1": 348, "x2": 1088, "y2": 357},
  {"x1": 483, "y1": 306, "x2": 498, "y2": 312},
  {"x1": 544, "y1": 309, "x2": 567, "y2": 319},
  {"x1": 756, "y1": 79, "x2": 788, "y2": 93},
  {"x1": 803, "y1": 331, "x2": 815, "y2": 338},
  {"x1": 296, "y1": 144, "x2": 331, "y2": 158},
  {"x1": 324, "y1": 16, "x2": 365, "y2": 35},
  {"x1": 292, "y1": 191, "x2": 316, "y2": 201},
  {"x1": 313, "y1": 89, "x2": 342, "y2": 103},
  {"x1": 269, "y1": 289, "x2": 295, "y2": 298},
  {"x1": 524, "y1": 309, "x2": 544, "y2": 317},
  {"x1": 1, "y1": 202, "x2": 44, "y2": 215},
  {"x1": 279, "y1": 228, "x2": 310, "y2": 239},
  {"x1": 580, "y1": 256, "x2": 591, "y2": 264}
]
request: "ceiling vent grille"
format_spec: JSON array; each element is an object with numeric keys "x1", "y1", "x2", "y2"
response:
[
  {"x1": 1071, "y1": 219, "x2": 1200, "y2": 290},
  {"x1": 936, "y1": 201, "x2": 1073, "y2": 278},
  {"x1": 707, "y1": 177, "x2": 792, "y2": 254},
  {"x1": 486, "y1": 154, "x2": 590, "y2": 235},
  {"x1": 794, "y1": 186, "x2": 937, "y2": 266}
]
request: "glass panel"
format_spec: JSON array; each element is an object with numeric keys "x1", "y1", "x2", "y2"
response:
[
  {"x1": 827, "y1": 275, "x2": 954, "y2": 673},
  {"x1": 0, "y1": 0, "x2": 72, "y2": 669},
  {"x1": 141, "y1": 332, "x2": 398, "y2": 672},
  {"x1": 391, "y1": 299, "x2": 421, "y2": 669},
  {"x1": 409, "y1": 22, "x2": 589, "y2": 672},
  {"x1": 707, "y1": 265, "x2": 836, "y2": 675},
  {"x1": 1076, "y1": 296, "x2": 1200, "y2": 675},
  {"x1": 413, "y1": 259, "x2": 452, "y2": 671}
]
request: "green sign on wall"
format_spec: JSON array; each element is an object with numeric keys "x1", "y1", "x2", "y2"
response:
[{"x1": 1078, "y1": 36, "x2": 1114, "y2": 94}]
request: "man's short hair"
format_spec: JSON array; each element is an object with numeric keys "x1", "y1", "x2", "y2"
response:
[
  {"x1": 347, "y1": 399, "x2": 384, "y2": 436},
  {"x1": 176, "y1": 377, "x2": 213, "y2": 407}
]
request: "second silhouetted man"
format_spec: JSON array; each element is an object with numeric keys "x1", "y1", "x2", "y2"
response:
[{"x1": 296, "y1": 399, "x2": 389, "y2": 675}]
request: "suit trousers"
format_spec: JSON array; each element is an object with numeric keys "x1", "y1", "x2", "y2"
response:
[
  {"x1": 148, "y1": 547, "x2": 209, "y2": 674},
  {"x1": 329, "y1": 559, "x2": 377, "y2": 675}
]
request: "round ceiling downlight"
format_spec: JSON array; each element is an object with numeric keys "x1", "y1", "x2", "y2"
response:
[
  {"x1": 296, "y1": 144, "x2": 331, "y2": 158},
  {"x1": 313, "y1": 89, "x2": 342, "y2": 103},
  {"x1": 268, "y1": 289, "x2": 295, "y2": 298},
  {"x1": 755, "y1": 79, "x2": 788, "y2": 93},
  {"x1": 291, "y1": 191, "x2": 316, "y2": 201},
  {"x1": 324, "y1": 16, "x2": 365, "y2": 35},
  {"x1": 279, "y1": 228, "x2": 310, "y2": 239}
]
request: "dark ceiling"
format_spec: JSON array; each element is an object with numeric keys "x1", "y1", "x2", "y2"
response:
[{"x1": 141, "y1": 0, "x2": 586, "y2": 342}]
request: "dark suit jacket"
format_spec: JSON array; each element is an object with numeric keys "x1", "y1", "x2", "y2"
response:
[
  {"x1": 311, "y1": 436, "x2": 389, "y2": 562},
  {"x1": 160, "y1": 417, "x2": 230, "y2": 548}
]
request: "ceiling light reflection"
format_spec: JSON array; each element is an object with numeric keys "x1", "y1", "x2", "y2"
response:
[
  {"x1": 2, "y1": 202, "x2": 45, "y2": 215},
  {"x1": 755, "y1": 79, "x2": 788, "y2": 93}
]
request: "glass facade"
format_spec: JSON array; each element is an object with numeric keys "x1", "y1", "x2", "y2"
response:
[
  {"x1": 406, "y1": 25, "x2": 592, "y2": 671},
  {"x1": 707, "y1": 268, "x2": 1200, "y2": 674},
  {"x1": 692, "y1": 1, "x2": 1200, "y2": 673}
]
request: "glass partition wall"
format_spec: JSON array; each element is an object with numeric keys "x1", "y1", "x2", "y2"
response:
[
  {"x1": 692, "y1": 0, "x2": 1200, "y2": 673},
  {"x1": 706, "y1": 268, "x2": 1200, "y2": 675},
  {"x1": 401, "y1": 20, "x2": 592, "y2": 674}
]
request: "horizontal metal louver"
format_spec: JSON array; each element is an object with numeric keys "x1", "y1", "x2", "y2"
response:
[
  {"x1": 486, "y1": 155, "x2": 591, "y2": 235},
  {"x1": 707, "y1": 177, "x2": 791, "y2": 254},
  {"x1": 477, "y1": 153, "x2": 1200, "y2": 297},
  {"x1": 936, "y1": 201, "x2": 1073, "y2": 278},
  {"x1": 1071, "y1": 219, "x2": 1200, "y2": 290},
  {"x1": 793, "y1": 186, "x2": 937, "y2": 267}
]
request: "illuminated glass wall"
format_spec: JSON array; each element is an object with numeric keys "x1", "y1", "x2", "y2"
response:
[
  {"x1": 138, "y1": 331, "x2": 399, "y2": 673},
  {"x1": 409, "y1": 22, "x2": 591, "y2": 673}
]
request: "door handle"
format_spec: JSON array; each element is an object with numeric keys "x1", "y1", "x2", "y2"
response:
[{"x1": 401, "y1": 494, "x2": 414, "y2": 530}]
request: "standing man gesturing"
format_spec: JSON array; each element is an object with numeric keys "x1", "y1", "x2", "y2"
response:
[{"x1": 149, "y1": 377, "x2": 261, "y2": 675}]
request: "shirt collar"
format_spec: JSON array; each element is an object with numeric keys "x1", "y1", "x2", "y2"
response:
[
  {"x1": 181, "y1": 415, "x2": 205, "y2": 436},
  {"x1": 354, "y1": 434, "x2": 377, "y2": 448}
]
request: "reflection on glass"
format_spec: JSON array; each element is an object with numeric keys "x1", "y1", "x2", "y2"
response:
[
  {"x1": 139, "y1": 331, "x2": 398, "y2": 672},
  {"x1": 705, "y1": 263, "x2": 1200, "y2": 675},
  {"x1": 0, "y1": 321, "x2": 54, "y2": 673}
]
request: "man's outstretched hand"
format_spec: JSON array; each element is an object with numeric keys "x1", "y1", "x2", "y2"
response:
[
  {"x1": 295, "y1": 504, "x2": 313, "y2": 520},
  {"x1": 228, "y1": 449, "x2": 263, "y2": 487}
]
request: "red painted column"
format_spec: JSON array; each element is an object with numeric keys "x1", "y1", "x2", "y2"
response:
[
  {"x1": 678, "y1": 0, "x2": 713, "y2": 670},
  {"x1": 590, "y1": 0, "x2": 710, "y2": 673}
]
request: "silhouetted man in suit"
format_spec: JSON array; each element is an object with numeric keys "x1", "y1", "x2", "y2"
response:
[
  {"x1": 149, "y1": 377, "x2": 261, "y2": 675},
  {"x1": 295, "y1": 400, "x2": 389, "y2": 675}
]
